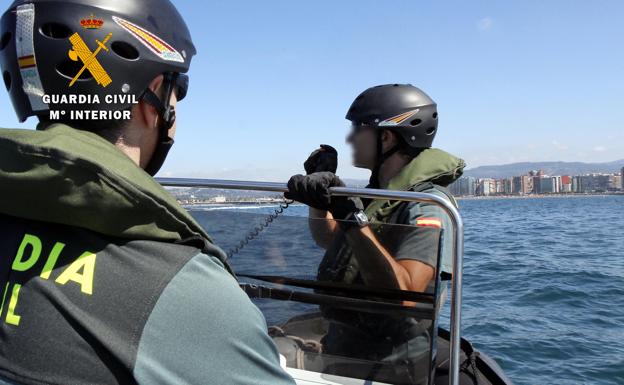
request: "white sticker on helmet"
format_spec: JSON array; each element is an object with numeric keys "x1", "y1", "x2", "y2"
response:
[
  {"x1": 15, "y1": 3, "x2": 48, "y2": 112},
  {"x1": 112, "y1": 16, "x2": 184, "y2": 63}
]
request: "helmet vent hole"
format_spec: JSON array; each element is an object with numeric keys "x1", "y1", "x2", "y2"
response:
[
  {"x1": 426, "y1": 127, "x2": 436, "y2": 135},
  {"x1": 111, "y1": 41, "x2": 140, "y2": 61},
  {"x1": 432, "y1": 112, "x2": 438, "y2": 119},
  {"x1": 56, "y1": 60, "x2": 93, "y2": 81},
  {"x1": 40, "y1": 23, "x2": 72, "y2": 39},
  {"x1": 410, "y1": 119, "x2": 422, "y2": 126},
  {"x1": 3, "y1": 71, "x2": 11, "y2": 91},
  {"x1": 0, "y1": 32, "x2": 11, "y2": 51}
]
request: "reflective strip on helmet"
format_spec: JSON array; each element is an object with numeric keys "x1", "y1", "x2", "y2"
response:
[
  {"x1": 112, "y1": 16, "x2": 184, "y2": 63},
  {"x1": 378, "y1": 109, "x2": 419, "y2": 127},
  {"x1": 15, "y1": 3, "x2": 48, "y2": 112}
]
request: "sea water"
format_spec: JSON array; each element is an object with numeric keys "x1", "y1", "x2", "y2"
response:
[{"x1": 190, "y1": 194, "x2": 624, "y2": 385}]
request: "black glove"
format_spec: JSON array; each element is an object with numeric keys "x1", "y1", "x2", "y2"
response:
[
  {"x1": 285, "y1": 172, "x2": 363, "y2": 220},
  {"x1": 304, "y1": 144, "x2": 338, "y2": 175}
]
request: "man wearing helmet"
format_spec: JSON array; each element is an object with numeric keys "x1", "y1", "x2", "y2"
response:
[
  {"x1": 0, "y1": 1, "x2": 294, "y2": 384},
  {"x1": 285, "y1": 84, "x2": 465, "y2": 382}
]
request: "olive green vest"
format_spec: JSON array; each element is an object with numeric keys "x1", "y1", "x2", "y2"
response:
[
  {"x1": 318, "y1": 148, "x2": 465, "y2": 285},
  {"x1": 0, "y1": 123, "x2": 214, "y2": 245}
]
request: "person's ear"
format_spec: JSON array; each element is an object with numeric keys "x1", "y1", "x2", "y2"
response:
[
  {"x1": 381, "y1": 129, "x2": 397, "y2": 151},
  {"x1": 138, "y1": 74, "x2": 164, "y2": 129}
]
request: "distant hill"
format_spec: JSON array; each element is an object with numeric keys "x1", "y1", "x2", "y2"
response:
[{"x1": 463, "y1": 159, "x2": 624, "y2": 179}]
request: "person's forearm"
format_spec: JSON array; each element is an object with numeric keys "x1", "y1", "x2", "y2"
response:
[
  {"x1": 343, "y1": 226, "x2": 408, "y2": 290},
  {"x1": 344, "y1": 226, "x2": 433, "y2": 293},
  {"x1": 308, "y1": 207, "x2": 337, "y2": 249}
]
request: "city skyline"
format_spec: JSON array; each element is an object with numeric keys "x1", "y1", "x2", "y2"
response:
[
  {"x1": 461, "y1": 158, "x2": 624, "y2": 178},
  {"x1": 449, "y1": 167, "x2": 624, "y2": 197}
]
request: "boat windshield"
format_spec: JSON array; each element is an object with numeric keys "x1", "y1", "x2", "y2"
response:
[{"x1": 188, "y1": 199, "x2": 448, "y2": 385}]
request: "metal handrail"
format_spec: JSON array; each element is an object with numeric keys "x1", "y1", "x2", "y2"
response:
[{"x1": 157, "y1": 177, "x2": 464, "y2": 385}]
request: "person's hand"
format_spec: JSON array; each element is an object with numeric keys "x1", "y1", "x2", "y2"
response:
[
  {"x1": 285, "y1": 172, "x2": 363, "y2": 219},
  {"x1": 304, "y1": 145, "x2": 337, "y2": 175},
  {"x1": 285, "y1": 172, "x2": 342, "y2": 210}
]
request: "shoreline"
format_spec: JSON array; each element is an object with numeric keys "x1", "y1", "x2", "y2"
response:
[
  {"x1": 178, "y1": 192, "x2": 624, "y2": 205},
  {"x1": 456, "y1": 192, "x2": 624, "y2": 200}
]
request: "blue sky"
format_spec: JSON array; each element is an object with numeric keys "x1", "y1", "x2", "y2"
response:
[{"x1": 1, "y1": 0, "x2": 622, "y2": 180}]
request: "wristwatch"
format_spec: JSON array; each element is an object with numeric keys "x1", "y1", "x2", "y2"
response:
[
  {"x1": 351, "y1": 210, "x2": 369, "y2": 228},
  {"x1": 337, "y1": 210, "x2": 368, "y2": 231}
]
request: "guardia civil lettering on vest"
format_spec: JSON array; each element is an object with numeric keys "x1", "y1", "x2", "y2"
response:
[{"x1": 1, "y1": 233, "x2": 96, "y2": 327}]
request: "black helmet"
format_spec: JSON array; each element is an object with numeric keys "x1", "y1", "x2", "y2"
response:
[
  {"x1": 0, "y1": 0, "x2": 196, "y2": 122},
  {"x1": 346, "y1": 84, "x2": 438, "y2": 149}
]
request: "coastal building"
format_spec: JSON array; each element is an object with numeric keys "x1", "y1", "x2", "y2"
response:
[
  {"x1": 211, "y1": 196, "x2": 227, "y2": 203},
  {"x1": 504, "y1": 178, "x2": 513, "y2": 194},
  {"x1": 576, "y1": 174, "x2": 611, "y2": 193},
  {"x1": 553, "y1": 176, "x2": 562, "y2": 193},
  {"x1": 460, "y1": 176, "x2": 477, "y2": 196},
  {"x1": 494, "y1": 179, "x2": 504, "y2": 194},
  {"x1": 591, "y1": 174, "x2": 611, "y2": 192},
  {"x1": 511, "y1": 175, "x2": 533, "y2": 195},
  {"x1": 467, "y1": 177, "x2": 477, "y2": 195},
  {"x1": 477, "y1": 178, "x2": 496, "y2": 196},
  {"x1": 448, "y1": 180, "x2": 460, "y2": 196},
  {"x1": 577, "y1": 175, "x2": 592, "y2": 193},
  {"x1": 612, "y1": 175, "x2": 622, "y2": 191},
  {"x1": 540, "y1": 176, "x2": 555, "y2": 194},
  {"x1": 561, "y1": 175, "x2": 572, "y2": 193},
  {"x1": 449, "y1": 176, "x2": 477, "y2": 196},
  {"x1": 523, "y1": 175, "x2": 534, "y2": 194},
  {"x1": 532, "y1": 176, "x2": 542, "y2": 194},
  {"x1": 447, "y1": 169, "x2": 622, "y2": 197},
  {"x1": 512, "y1": 176, "x2": 523, "y2": 195}
]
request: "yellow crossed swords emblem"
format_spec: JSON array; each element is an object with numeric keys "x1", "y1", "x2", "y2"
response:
[{"x1": 67, "y1": 32, "x2": 112, "y2": 87}]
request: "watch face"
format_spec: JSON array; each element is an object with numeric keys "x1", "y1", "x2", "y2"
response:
[{"x1": 354, "y1": 211, "x2": 369, "y2": 225}]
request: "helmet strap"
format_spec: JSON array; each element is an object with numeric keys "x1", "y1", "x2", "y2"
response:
[
  {"x1": 369, "y1": 129, "x2": 401, "y2": 188},
  {"x1": 141, "y1": 73, "x2": 178, "y2": 176}
]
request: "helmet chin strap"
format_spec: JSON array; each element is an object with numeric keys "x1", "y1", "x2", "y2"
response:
[
  {"x1": 141, "y1": 73, "x2": 178, "y2": 176},
  {"x1": 369, "y1": 129, "x2": 400, "y2": 189}
]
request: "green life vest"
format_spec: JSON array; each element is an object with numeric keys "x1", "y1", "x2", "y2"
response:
[
  {"x1": 364, "y1": 148, "x2": 463, "y2": 223},
  {"x1": 318, "y1": 148, "x2": 465, "y2": 285},
  {"x1": 0, "y1": 123, "x2": 224, "y2": 261}
]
